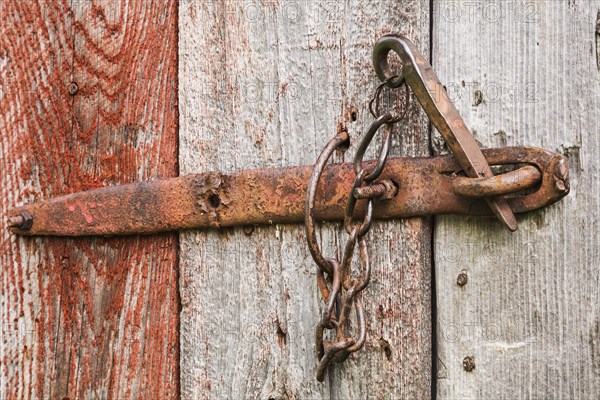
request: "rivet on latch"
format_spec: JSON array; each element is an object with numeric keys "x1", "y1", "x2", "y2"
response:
[
  {"x1": 7, "y1": 211, "x2": 33, "y2": 230},
  {"x1": 456, "y1": 270, "x2": 468, "y2": 286},
  {"x1": 463, "y1": 356, "x2": 476, "y2": 372}
]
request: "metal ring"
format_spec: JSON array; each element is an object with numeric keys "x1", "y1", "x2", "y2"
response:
[
  {"x1": 369, "y1": 78, "x2": 410, "y2": 124},
  {"x1": 340, "y1": 231, "x2": 371, "y2": 292},
  {"x1": 306, "y1": 130, "x2": 349, "y2": 275},
  {"x1": 345, "y1": 294, "x2": 367, "y2": 353},
  {"x1": 369, "y1": 75, "x2": 402, "y2": 119},
  {"x1": 344, "y1": 170, "x2": 374, "y2": 236},
  {"x1": 315, "y1": 318, "x2": 355, "y2": 381},
  {"x1": 315, "y1": 336, "x2": 354, "y2": 382},
  {"x1": 352, "y1": 235, "x2": 371, "y2": 293},
  {"x1": 320, "y1": 258, "x2": 342, "y2": 329},
  {"x1": 340, "y1": 227, "x2": 359, "y2": 290},
  {"x1": 353, "y1": 113, "x2": 394, "y2": 182}
]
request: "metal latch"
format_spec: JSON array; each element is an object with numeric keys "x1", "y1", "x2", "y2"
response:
[
  {"x1": 5, "y1": 34, "x2": 570, "y2": 382},
  {"x1": 6, "y1": 34, "x2": 570, "y2": 236},
  {"x1": 6, "y1": 146, "x2": 568, "y2": 236}
]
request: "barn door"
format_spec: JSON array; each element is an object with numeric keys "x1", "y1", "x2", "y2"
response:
[
  {"x1": 178, "y1": 1, "x2": 432, "y2": 398},
  {"x1": 3, "y1": 1, "x2": 593, "y2": 399}
]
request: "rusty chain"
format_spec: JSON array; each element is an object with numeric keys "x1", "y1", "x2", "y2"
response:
[{"x1": 306, "y1": 76, "x2": 410, "y2": 381}]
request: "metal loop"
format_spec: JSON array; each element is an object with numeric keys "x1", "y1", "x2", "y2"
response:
[
  {"x1": 333, "y1": 287, "x2": 366, "y2": 354},
  {"x1": 315, "y1": 323, "x2": 326, "y2": 361},
  {"x1": 452, "y1": 165, "x2": 542, "y2": 198},
  {"x1": 345, "y1": 294, "x2": 367, "y2": 353},
  {"x1": 353, "y1": 113, "x2": 393, "y2": 182},
  {"x1": 372, "y1": 33, "x2": 408, "y2": 89},
  {"x1": 320, "y1": 258, "x2": 342, "y2": 329},
  {"x1": 351, "y1": 236, "x2": 371, "y2": 293},
  {"x1": 367, "y1": 127, "x2": 392, "y2": 183},
  {"x1": 339, "y1": 232, "x2": 371, "y2": 294},
  {"x1": 369, "y1": 75, "x2": 402, "y2": 118},
  {"x1": 391, "y1": 81, "x2": 410, "y2": 124},
  {"x1": 369, "y1": 81, "x2": 410, "y2": 125},
  {"x1": 344, "y1": 171, "x2": 374, "y2": 236},
  {"x1": 315, "y1": 335, "x2": 355, "y2": 382},
  {"x1": 340, "y1": 227, "x2": 358, "y2": 290},
  {"x1": 306, "y1": 130, "x2": 350, "y2": 275}
]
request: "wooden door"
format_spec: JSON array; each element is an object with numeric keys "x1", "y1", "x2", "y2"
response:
[{"x1": 1, "y1": 1, "x2": 597, "y2": 399}]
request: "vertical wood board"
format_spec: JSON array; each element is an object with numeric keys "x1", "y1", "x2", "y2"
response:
[
  {"x1": 179, "y1": 1, "x2": 432, "y2": 398},
  {"x1": 433, "y1": 1, "x2": 600, "y2": 398},
  {"x1": 0, "y1": 1, "x2": 180, "y2": 398}
]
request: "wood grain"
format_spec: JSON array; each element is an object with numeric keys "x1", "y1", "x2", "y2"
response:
[
  {"x1": 433, "y1": 1, "x2": 600, "y2": 398},
  {"x1": 179, "y1": 1, "x2": 432, "y2": 398},
  {"x1": 0, "y1": 1, "x2": 179, "y2": 398}
]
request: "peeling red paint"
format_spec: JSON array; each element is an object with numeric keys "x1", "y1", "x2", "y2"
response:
[{"x1": 0, "y1": 1, "x2": 179, "y2": 399}]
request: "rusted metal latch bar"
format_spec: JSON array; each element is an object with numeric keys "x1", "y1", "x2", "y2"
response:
[
  {"x1": 6, "y1": 34, "x2": 570, "y2": 237},
  {"x1": 7, "y1": 146, "x2": 568, "y2": 237}
]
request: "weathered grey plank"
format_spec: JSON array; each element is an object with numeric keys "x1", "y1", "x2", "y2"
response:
[
  {"x1": 179, "y1": 1, "x2": 432, "y2": 398},
  {"x1": 433, "y1": 1, "x2": 600, "y2": 398}
]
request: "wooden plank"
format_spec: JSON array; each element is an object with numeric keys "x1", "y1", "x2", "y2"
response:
[
  {"x1": 433, "y1": 1, "x2": 600, "y2": 398},
  {"x1": 0, "y1": 1, "x2": 179, "y2": 398},
  {"x1": 179, "y1": 1, "x2": 432, "y2": 398}
]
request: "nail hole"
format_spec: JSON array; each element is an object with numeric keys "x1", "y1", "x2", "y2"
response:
[
  {"x1": 379, "y1": 338, "x2": 392, "y2": 361},
  {"x1": 457, "y1": 270, "x2": 468, "y2": 286},
  {"x1": 276, "y1": 322, "x2": 287, "y2": 346},
  {"x1": 473, "y1": 89, "x2": 483, "y2": 106},
  {"x1": 350, "y1": 107, "x2": 358, "y2": 122},
  {"x1": 463, "y1": 356, "x2": 476, "y2": 372},
  {"x1": 208, "y1": 194, "x2": 221, "y2": 208}
]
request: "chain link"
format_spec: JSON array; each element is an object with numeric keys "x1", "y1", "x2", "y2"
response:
[{"x1": 306, "y1": 79, "x2": 410, "y2": 382}]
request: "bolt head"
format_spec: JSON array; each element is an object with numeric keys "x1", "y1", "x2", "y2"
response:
[
  {"x1": 457, "y1": 271, "x2": 468, "y2": 286},
  {"x1": 463, "y1": 356, "x2": 475, "y2": 372},
  {"x1": 68, "y1": 82, "x2": 79, "y2": 95},
  {"x1": 7, "y1": 211, "x2": 33, "y2": 230}
]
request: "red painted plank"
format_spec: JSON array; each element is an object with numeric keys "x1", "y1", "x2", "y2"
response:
[{"x1": 0, "y1": 1, "x2": 179, "y2": 398}]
